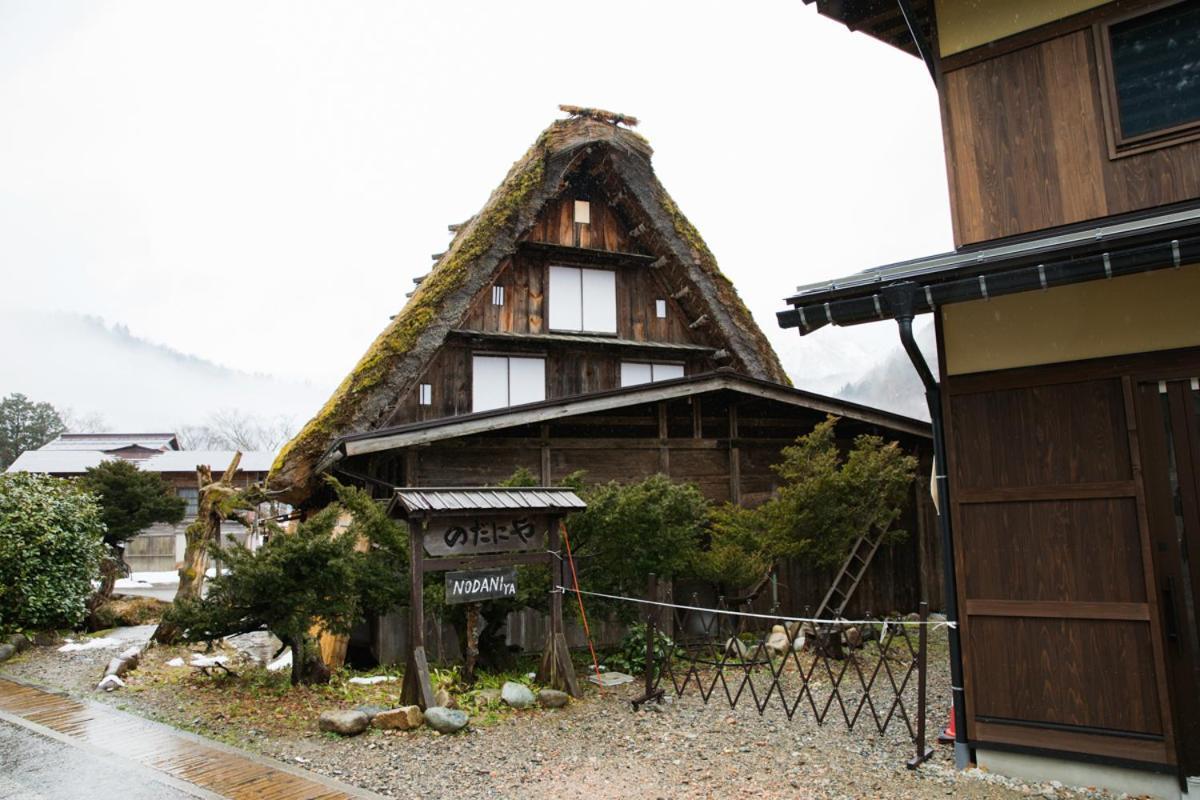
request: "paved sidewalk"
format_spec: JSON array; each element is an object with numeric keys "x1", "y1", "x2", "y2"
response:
[{"x1": 0, "y1": 678, "x2": 385, "y2": 800}]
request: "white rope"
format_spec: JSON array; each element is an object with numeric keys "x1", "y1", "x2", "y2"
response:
[{"x1": 555, "y1": 585, "x2": 956, "y2": 629}]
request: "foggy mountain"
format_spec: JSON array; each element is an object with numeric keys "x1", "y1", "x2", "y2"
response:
[
  {"x1": 0, "y1": 309, "x2": 332, "y2": 433},
  {"x1": 1, "y1": 308, "x2": 932, "y2": 441},
  {"x1": 776, "y1": 319, "x2": 936, "y2": 422}
]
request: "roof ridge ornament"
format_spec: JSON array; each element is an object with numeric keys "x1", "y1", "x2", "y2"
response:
[{"x1": 558, "y1": 104, "x2": 639, "y2": 127}]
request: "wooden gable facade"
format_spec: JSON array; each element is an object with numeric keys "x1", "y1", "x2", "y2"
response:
[
  {"x1": 271, "y1": 108, "x2": 787, "y2": 505},
  {"x1": 390, "y1": 180, "x2": 727, "y2": 424}
]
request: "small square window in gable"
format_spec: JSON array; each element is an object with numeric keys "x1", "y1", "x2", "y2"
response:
[
  {"x1": 418, "y1": 383, "x2": 433, "y2": 406},
  {"x1": 573, "y1": 200, "x2": 590, "y2": 225},
  {"x1": 655, "y1": 299, "x2": 667, "y2": 319},
  {"x1": 492, "y1": 285, "x2": 505, "y2": 306}
]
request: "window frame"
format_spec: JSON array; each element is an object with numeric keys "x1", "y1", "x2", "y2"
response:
[
  {"x1": 547, "y1": 264, "x2": 618, "y2": 336},
  {"x1": 1095, "y1": 0, "x2": 1200, "y2": 159},
  {"x1": 620, "y1": 360, "x2": 686, "y2": 388},
  {"x1": 471, "y1": 353, "x2": 547, "y2": 412}
]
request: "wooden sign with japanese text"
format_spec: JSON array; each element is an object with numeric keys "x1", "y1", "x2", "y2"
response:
[
  {"x1": 422, "y1": 515, "x2": 547, "y2": 557},
  {"x1": 445, "y1": 567, "x2": 518, "y2": 604}
]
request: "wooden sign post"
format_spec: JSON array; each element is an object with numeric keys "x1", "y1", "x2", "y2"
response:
[{"x1": 388, "y1": 488, "x2": 585, "y2": 709}]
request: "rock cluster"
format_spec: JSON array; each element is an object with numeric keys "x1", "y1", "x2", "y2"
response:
[{"x1": 97, "y1": 645, "x2": 142, "y2": 691}]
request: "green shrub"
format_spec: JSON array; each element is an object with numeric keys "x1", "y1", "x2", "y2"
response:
[
  {"x1": 0, "y1": 472, "x2": 106, "y2": 631},
  {"x1": 604, "y1": 622, "x2": 673, "y2": 678}
]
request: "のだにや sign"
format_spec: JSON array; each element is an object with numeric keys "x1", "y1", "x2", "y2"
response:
[{"x1": 445, "y1": 567, "x2": 518, "y2": 604}]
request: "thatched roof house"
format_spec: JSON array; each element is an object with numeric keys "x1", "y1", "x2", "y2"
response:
[{"x1": 270, "y1": 108, "x2": 788, "y2": 504}]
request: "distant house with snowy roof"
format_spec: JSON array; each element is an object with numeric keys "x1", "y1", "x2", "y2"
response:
[{"x1": 6, "y1": 433, "x2": 278, "y2": 572}]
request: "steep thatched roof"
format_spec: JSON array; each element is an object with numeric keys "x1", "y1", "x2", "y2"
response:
[{"x1": 269, "y1": 110, "x2": 788, "y2": 504}]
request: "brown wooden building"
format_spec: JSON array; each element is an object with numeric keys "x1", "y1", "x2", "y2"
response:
[
  {"x1": 269, "y1": 108, "x2": 940, "y2": 629},
  {"x1": 780, "y1": 1, "x2": 1200, "y2": 795}
]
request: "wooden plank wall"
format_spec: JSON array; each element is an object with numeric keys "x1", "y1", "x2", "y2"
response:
[
  {"x1": 353, "y1": 395, "x2": 942, "y2": 620},
  {"x1": 940, "y1": 26, "x2": 1200, "y2": 246},
  {"x1": 942, "y1": 353, "x2": 1186, "y2": 765},
  {"x1": 459, "y1": 253, "x2": 699, "y2": 344}
]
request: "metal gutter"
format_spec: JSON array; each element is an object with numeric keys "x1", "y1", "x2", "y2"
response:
[
  {"x1": 881, "y1": 282, "x2": 971, "y2": 770},
  {"x1": 785, "y1": 205, "x2": 1200, "y2": 305}
]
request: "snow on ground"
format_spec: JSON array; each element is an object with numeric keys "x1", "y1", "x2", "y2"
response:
[
  {"x1": 58, "y1": 637, "x2": 122, "y2": 653},
  {"x1": 115, "y1": 568, "x2": 217, "y2": 589},
  {"x1": 347, "y1": 675, "x2": 396, "y2": 685}
]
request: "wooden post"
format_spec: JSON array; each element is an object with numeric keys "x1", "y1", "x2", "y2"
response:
[
  {"x1": 728, "y1": 404, "x2": 741, "y2": 505},
  {"x1": 401, "y1": 518, "x2": 436, "y2": 709},
  {"x1": 538, "y1": 516, "x2": 580, "y2": 697},
  {"x1": 631, "y1": 572, "x2": 665, "y2": 710},
  {"x1": 907, "y1": 601, "x2": 934, "y2": 769}
]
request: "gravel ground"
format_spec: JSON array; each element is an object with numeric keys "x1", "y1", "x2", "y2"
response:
[{"x1": 1, "y1": 629, "x2": 1139, "y2": 800}]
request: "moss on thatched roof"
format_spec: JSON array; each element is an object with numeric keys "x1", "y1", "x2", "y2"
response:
[{"x1": 269, "y1": 110, "x2": 787, "y2": 504}]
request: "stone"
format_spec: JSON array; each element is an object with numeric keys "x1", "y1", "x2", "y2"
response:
[
  {"x1": 501, "y1": 681, "x2": 534, "y2": 708},
  {"x1": 7, "y1": 634, "x2": 31, "y2": 653},
  {"x1": 724, "y1": 637, "x2": 749, "y2": 660},
  {"x1": 476, "y1": 688, "x2": 501, "y2": 706},
  {"x1": 0, "y1": 644, "x2": 15, "y2": 664},
  {"x1": 792, "y1": 633, "x2": 807, "y2": 652},
  {"x1": 32, "y1": 631, "x2": 61, "y2": 647},
  {"x1": 766, "y1": 625, "x2": 789, "y2": 656},
  {"x1": 434, "y1": 687, "x2": 457, "y2": 709},
  {"x1": 318, "y1": 709, "x2": 370, "y2": 736},
  {"x1": 537, "y1": 689, "x2": 569, "y2": 708},
  {"x1": 96, "y1": 674, "x2": 124, "y2": 692},
  {"x1": 355, "y1": 704, "x2": 388, "y2": 721},
  {"x1": 373, "y1": 706, "x2": 424, "y2": 731},
  {"x1": 424, "y1": 706, "x2": 468, "y2": 734},
  {"x1": 844, "y1": 626, "x2": 863, "y2": 648}
]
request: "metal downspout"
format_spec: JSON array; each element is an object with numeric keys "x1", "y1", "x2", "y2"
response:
[{"x1": 883, "y1": 282, "x2": 971, "y2": 769}]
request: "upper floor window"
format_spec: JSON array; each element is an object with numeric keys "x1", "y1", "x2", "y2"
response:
[
  {"x1": 620, "y1": 361, "x2": 685, "y2": 387},
  {"x1": 472, "y1": 354, "x2": 545, "y2": 412},
  {"x1": 1102, "y1": 1, "x2": 1200, "y2": 150},
  {"x1": 548, "y1": 265, "x2": 616, "y2": 333},
  {"x1": 177, "y1": 487, "x2": 199, "y2": 518}
]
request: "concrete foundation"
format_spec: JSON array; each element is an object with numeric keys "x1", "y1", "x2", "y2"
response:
[{"x1": 977, "y1": 748, "x2": 1191, "y2": 800}]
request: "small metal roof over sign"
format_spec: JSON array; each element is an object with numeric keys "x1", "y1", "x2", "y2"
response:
[{"x1": 388, "y1": 487, "x2": 586, "y2": 518}]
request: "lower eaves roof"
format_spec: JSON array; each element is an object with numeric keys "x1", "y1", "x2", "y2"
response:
[
  {"x1": 317, "y1": 370, "x2": 930, "y2": 473},
  {"x1": 778, "y1": 205, "x2": 1200, "y2": 335},
  {"x1": 389, "y1": 487, "x2": 586, "y2": 518}
]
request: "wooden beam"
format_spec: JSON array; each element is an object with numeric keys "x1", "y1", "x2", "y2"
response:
[
  {"x1": 658, "y1": 402, "x2": 669, "y2": 474},
  {"x1": 331, "y1": 373, "x2": 931, "y2": 464},
  {"x1": 517, "y1": 240, "x2": 656, "y2": 268},
  {"x1": 729, "y1": 404, "x2": 741, "y2": 505}
]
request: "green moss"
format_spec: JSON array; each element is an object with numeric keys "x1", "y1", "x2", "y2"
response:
[
  {"x1": 271, "y1": 136, "x2": 550, "y2": 487},
  {"x1": 656, "y1": 186, "x2": 790, "y2": 385}
]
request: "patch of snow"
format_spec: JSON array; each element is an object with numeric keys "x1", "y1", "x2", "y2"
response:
[
  {"x1": 166, "y1": 657, "x2": 186, "y2": 667},
  {"x1": 266, "y1": 651, "x2": 292, "y2": 672},
  {"x1": 58, "y1": 637, "x2": 121, "y2": 653},
  {"x1": 125, "y1": 571, "x2": 181, "y2": 585},
  {"x1": 348, "y1": 675, "x2": 396, "y2": 685},
  {"x1": 587, "y1": 671, "x2": 634, "y2": 687},
  {"x1": 189, "y1": 654, "x2": 228, "y2": 667}
]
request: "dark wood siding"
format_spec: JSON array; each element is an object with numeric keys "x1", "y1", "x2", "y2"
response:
[
  {"x1": 459, "y1": 252, "x2": 699, "y2": 345},
  {"x1": 347, "y1": 393, "x2": 940, "y2": 617},
  {"x1": 942, "y1": 347, "x2": 1192, "y2": 766},
  {"x1": 940, "y1": 25, "x2": 1200, "y2": 246}
]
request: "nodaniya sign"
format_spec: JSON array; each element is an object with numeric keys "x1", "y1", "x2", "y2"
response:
[{"x1": 445, "y1": 567, "x2": 518, "y2": 604}]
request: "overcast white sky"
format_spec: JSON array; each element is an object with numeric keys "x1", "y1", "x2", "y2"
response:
[{"x1": 0, "y1": 1, "x2": 952, "y2": 397}]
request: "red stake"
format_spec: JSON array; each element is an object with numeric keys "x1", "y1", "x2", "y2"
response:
[{"x1": 560, "y1": 521, "x2": 603, "y2": 685}]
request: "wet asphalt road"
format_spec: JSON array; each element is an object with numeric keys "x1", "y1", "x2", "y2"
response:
[{"x1": 0, "y1": 718, "x2": 205, "y2": 799}]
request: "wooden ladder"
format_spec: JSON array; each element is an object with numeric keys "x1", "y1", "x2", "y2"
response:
[{"x1": 814, "y1": 527, "x2": 886, "y2": 619}]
